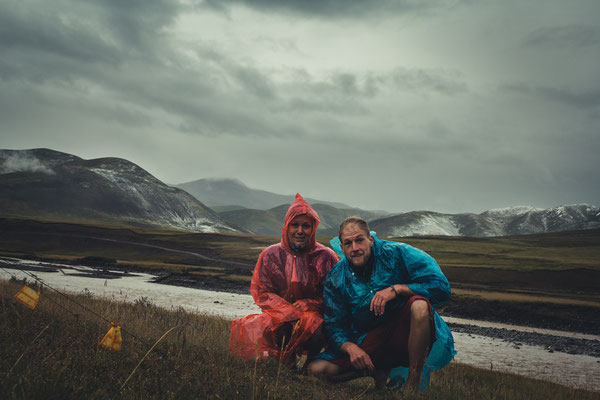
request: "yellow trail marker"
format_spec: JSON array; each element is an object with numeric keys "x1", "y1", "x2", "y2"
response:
[
  {"x1": 14, "y1": 285, "x2": 40, "y2": 310},
  {"x1": 99, "y1": 324, "x2": 122, "y2": 351}
]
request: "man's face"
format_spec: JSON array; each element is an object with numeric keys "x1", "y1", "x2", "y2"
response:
[
  {"x1": 340, "y1": 223, "x2": 374, "y2": 269},
  {"x1": 287, "y1": 214, "x2": 314, "y2": 252}
]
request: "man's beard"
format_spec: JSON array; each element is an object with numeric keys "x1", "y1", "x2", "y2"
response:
[
  {"x1": 348, "y1": 252, "x2": 373, "y2": 271},
  {"x1": 289, "y1": 241, "x2": 307, "y2": 254}
]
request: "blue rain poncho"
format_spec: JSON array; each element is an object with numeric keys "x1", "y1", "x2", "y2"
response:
[{"x1": 318, "y1": 232, "x2": 456, "y2": 390}]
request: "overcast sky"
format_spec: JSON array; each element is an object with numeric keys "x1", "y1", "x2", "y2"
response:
[{"x1": 1, "y1": 0, "x2": 599, "y2": 213}]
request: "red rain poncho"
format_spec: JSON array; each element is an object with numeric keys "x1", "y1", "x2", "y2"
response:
[{"x1": 229, "y1": 193, "x2": 339, "y2": 361}]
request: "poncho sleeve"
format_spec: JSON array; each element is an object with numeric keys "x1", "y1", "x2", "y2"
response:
[
  {"x1": 293, "y1": 298, "x2": 322, "y2": 312},
  {"x1": 399, "y1": 244, "x2": 451, "y2": 306},
  {"x1": 323, "y1": 268, "x2": 354, "y2": 353},
  {"x1": 250, "y1": 250, "x2": 301, "y2": 323}
]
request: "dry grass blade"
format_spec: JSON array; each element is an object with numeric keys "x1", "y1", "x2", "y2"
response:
[
  {"x1": 6, "y1": 321, "x2": 52, "y2": 377},
  {"x1": 119, "y1": 325, "x2": 179, "y2": 392}
]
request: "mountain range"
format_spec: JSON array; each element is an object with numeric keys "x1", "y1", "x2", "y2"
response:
[
  {"x1": 0, "y1": 149, "x2": 243, "y2": 233},
  {"x1": 1, "y1": 148, "x2": 598, "y2": 237},
  {"x1": 367, "y1": 205, "x2": 600, "y2": 238}
]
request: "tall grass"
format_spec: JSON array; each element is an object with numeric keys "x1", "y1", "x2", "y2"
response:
[{"x1": 0, "y1": 279, "x2": 598, "y2": 400}]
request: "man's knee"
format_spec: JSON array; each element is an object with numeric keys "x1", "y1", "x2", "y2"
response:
[
  {"x1": 410, "y1": 299, "x2": 431, "y2": 323},
  {"x1": 307, "y1": 359, "x2": 339, "y2": 377}
]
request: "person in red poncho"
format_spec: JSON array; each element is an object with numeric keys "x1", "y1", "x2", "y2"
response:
[{"x1": 229, "y1": 193, "x2": 339, "y2": 365}]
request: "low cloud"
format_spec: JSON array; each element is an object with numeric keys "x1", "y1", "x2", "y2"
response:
[
  {"x1": 0, "y1": 154, "x2": 55, "y2": 175},
  {"x1": 388, "y1": 67, "x2": 467, "y2": 96}
]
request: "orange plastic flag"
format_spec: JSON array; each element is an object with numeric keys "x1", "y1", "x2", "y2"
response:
[
  {"x1": 14, "y1": 285, "x2": 40, "y2": 310},
  {"x1": 99, "y1": 324, "x2": 122, "y2": 351}
]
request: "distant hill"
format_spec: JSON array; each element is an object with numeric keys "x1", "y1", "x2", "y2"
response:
[
  {"x1": 218, "y1": 203, "x2": 385, "y2": 236},
  {"x1": 176, "y1": 178, "x2": 354, "y2": 210},
  {"x1": 0, "y1": 149, "x2": 244, "y2": 233},
  {"x1": 369, "y1": 205, "x2": 600, "y2": 238}
]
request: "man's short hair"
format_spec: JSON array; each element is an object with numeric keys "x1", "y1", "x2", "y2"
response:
[{"x1": 338, "y1": 216, "x2": 371, "y2": 240}]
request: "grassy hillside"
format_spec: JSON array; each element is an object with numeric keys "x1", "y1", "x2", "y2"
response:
[{"x1": 1, "y1": 280, "x2": 598, "y2": 400}]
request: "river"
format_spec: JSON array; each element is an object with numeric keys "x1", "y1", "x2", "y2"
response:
[{"x1": 1, "y1": 257, "x2": 598, "y2": 392}]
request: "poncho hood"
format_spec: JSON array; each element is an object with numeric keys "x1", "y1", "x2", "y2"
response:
[{"x1": 280, "y1": 193, "x2": 320, "y2": 253}]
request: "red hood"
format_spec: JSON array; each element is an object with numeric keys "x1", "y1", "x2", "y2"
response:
[{"x1": 280, "y1": 193, "x2": 320, "y2": 252}]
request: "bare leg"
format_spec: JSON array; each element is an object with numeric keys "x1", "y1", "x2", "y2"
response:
[
  {"x1": 306, "y1": 359, "x2": 341, "y2": 378},
  {"x1": 307, "y1": 359, "x2": 388, "y2": 389},
  {"x1": 405, "y1": 300, "x2": 432, "y2": 392}
]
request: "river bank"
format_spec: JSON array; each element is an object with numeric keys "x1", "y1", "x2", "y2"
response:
[
  {"x1": 3, "y1": 256, "x2": 600, "y2": 358},
  {"x1": 1, "y1": 257, "x2": 599, "y2": 392}
]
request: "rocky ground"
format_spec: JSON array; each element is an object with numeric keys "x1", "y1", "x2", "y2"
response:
[
  {"x1": 448, "y1": 323, "x2": 600, "y2": 358},
  {"x1": 152, "y1": 273, "x2": 251, "y2": 295}
]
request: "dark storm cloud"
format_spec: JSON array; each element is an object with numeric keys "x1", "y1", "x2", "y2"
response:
[
  {"x1": 524, "y1": 25, "x2": 600, "y2": 48},
  {"x1": 96, "y1": 0, "x2": 180, "y2": 50},
  {"x1": 0, "y1": 5, "x2": 119, "y2": 66},
  {"x1": 291, "y1": 68, "x2": 467, "y2": 102},
  {"x1": 503, "y1": 84, "x2": 600, "y2": 111},
  {"x1": 0, "y1": 0, "x2": 179, "y2": 64},
  {"x1": 0, "y1": 0, "x2": 287, "y2": 138},
  {"x1": 274, "y1": 68, "x2": 466, "y2": 116},
  {"x1": 195, "y1": 47, "x2": 278, "y2": 100},
  {"x1": 389, "y1": 68, "x2": 467, "y2": 96},
  {"x1": 200, "y1": 0, "x2": 465, "y2": 18},
  {"x1": 0, "y1": 0, "x2": 181, "y2": 88},
  {"x1": 0, "y1": 0, "x2": 471, "y2": 142},
  {"x1": 233, "y1": 67, "x2": 277, "y2": 100}
]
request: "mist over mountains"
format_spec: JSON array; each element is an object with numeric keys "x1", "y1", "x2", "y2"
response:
[
  {"x1": 176, "y1": 178, "x2": 353, "y2": 210},
  {"x1": 1, "y1": 148, "x2": 598, "y2": 238}
]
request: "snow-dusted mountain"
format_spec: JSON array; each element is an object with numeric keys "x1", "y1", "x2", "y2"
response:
[
  {"x1": 0, "y1": 149, "x2": 244, "y2": 233},
  {"x1": 369, "y1": 205, "x2": 600, "y2": 238}
]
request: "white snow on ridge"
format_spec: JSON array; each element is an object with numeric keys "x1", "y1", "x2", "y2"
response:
[
  {"x1": 483, "y1": 206, "x2": 542, "y2": 217},
  {"x1": 90, "y1": 167, "x2": 123, "y2": 185},
  {"x1": 90, "y1": 167, "x2": 240, "y2": 234},
  {"x1": 391, "y1": 214, "x2": 460, "y2": 236}
]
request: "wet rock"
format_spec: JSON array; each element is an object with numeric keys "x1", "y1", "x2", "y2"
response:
[{"x1": 449, "y1": 323, "x2": 600, "y2": 358}]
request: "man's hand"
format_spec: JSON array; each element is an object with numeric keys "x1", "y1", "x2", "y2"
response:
[
  {"x1": 341, "y1": 342, "x2": 375, "y2": 371},
  {"x1": 293, "y1": 299, "x2": 321, "y2": 312},
  {"x1": 370, "y1": 286, "x2": 397, "y2": 316}
]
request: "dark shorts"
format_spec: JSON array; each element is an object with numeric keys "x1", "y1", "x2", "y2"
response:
[{"x1": 330, "y1": 295, "x2": 435, "y2": 371}]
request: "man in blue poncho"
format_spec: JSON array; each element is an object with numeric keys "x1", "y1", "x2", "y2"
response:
[{"x1": 307, "y1": 217, "x2": 456, "y2": 392}]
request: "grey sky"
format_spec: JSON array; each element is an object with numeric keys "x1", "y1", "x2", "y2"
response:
[{"x1": 1, "y1": 0, "x2": 599, "y2": 213}]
